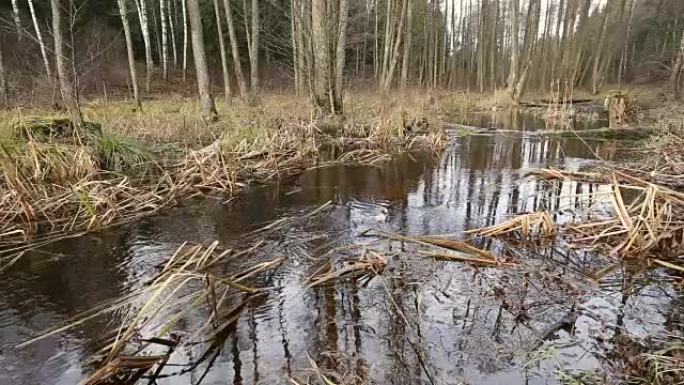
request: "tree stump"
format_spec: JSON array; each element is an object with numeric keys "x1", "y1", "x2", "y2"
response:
[{"x1": 605, "y1": 91, "x2": 636, "y2": 127}]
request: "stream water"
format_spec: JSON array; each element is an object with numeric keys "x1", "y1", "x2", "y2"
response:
[{"x1": 1, "y1": 113, "x2": 681, "y2": 385}]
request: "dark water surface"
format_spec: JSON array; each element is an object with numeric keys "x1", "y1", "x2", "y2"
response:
[{"x1": 1, "y1": 123, "x2": 680, "y2": 384}]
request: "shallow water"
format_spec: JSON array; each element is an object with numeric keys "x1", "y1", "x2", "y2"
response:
[
  {"x1": 453, "y1": 108, "x2": 609, "y2": 131},
  {"x1": 1, "y1": 119, "x2": 680, "y2": 385}
]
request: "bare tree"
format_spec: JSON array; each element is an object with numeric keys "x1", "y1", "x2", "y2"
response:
[
  {"x1": 222, "y1": 0, "x2": 248, "y2": 98},
  {"x1": 506, "y1": 0, "x2": 520, "y2": 101},
  {"x1": 117, "y1": 0, "x2": 142, "y2": 109},
  {"x1": 591, "y1": 2, "x2": 610, "y2": 95},
  {"x1": 0, "y1": 37, "x2": 7, "y2": 106},
  {"x1": 181, "y1": 0, "x2": 188, "y2": 81},
  {"x1": 213, "y1": 0, "x2": 231, "y2": 100},
  {"x1": 186, "y1": 0, "x2": 218, "y2": 121},
  {"x1": 11, "y1": 0, "x2": 22, "y2": 40},
  {"x1": 400, "y1": 0, "x2": 413, "y2": 88},
  {"x1": 160, "y1": 0, "x2": 169, "y2": 80},
  {"x1": 670, "y1": 29, "x2": 684, "y2": 96},
  {"x1": 309, "y1": 0, "x2": 346, "y2": 114},
  {"x1": 249, "y1": 0, "x2": 260, "y2": 91},
  {"x1": 50, "y1": 0, "x2": 83, "y2": 127},
  {"x1": 134, "y1": 0, "x2": 154, "y2": 91},
  {"x1": 27, "y1": 0, "x2": 52, "y2": 80},
  {"x1": 335, "y1": 0, "x2": 349, "y2": 105},
  {"x1": 168, "y1": 0, "x2": 178, "y2": 67}
]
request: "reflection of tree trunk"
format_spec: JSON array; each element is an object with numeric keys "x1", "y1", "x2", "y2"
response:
[
  {"x1": 51, "y1": 0, "x2": 84, "y2": 127},
  {"x1": 186, "y1": 0, "x2": 218, "y2": 121}
]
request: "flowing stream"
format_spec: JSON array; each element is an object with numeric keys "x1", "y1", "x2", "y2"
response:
[{"x1": 1, "y1": 112, "x2": 681, "y2": 385}]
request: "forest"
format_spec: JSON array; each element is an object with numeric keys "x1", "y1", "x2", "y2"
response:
[{"x1": 0, "y1": 0, "x2": 683, "y2": 385}]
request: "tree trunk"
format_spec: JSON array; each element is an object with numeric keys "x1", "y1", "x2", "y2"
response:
[
  {"x1": 213, "y1": 0, "x2": 231, "y2": 100},
  {"x1": 168, "y1": 0, "x2": 178, "y2": 68},
  {"x1": 334, "y1": 0, "x2": 349, "y2": 111},
  {"x1": 11, "y1": 0, "x2": 22, "y2": 40},
  {"x1": 670, "y1": 30, "x2": 684, "y2": 96},
  {"x1": 384, "y1": 0, "x2": 408, "y2": 91},
  {"x1": 117, "y1": 0, "x2": 142, "y2": 109},
  {"x1": 186, "y1": 0, "x2": 218, "y2": 121},
  {"x1": 250, "y1": 0, "x2": 260, "y2": 91},
  {"x1": 591, "y1": 3, "x2": 610, "y2": 95},
  {"x1": 222, "y1": 0, "x2": 248, "y2": 98},
  {"x1": 0, "y1": 37, "x2": 7, "y2": 107},
  {"x1": 134, "y1": 0, "x2": 154, "y2": 92},
  {"x1": 181, "y1": 0, "x2": 188, "y2": 81},
  {"x1": 311, "y1": 0, "x2": 328, "y2": 111},
  {"x1": 27, "y1": 0, "x2": 52, "y2": 80},
  {"x1": 50, "y1": 0, "x2": 83, "y2": 128},
  {"x1": 506, "y1": 0, "x2": 519, "y2": 101},
  {"x1": 400, "y1": 0, "x2": 412, "y2": 88},
  {"x1": 160, "y1": 0, "x2": 169, "y2": 80}
]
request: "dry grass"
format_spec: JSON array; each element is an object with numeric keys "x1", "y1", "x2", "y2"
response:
[{"x1": 467, "y1": 211, "x2": 557, "y2": 240}]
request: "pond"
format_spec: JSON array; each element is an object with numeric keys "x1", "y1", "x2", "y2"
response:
[{"x1": 1, "y1": 117, "x2": 680, "y2": 385}]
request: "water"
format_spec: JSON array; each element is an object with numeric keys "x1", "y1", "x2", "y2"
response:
[
  {"x1": 1, "y1": 116, "x2": 680, "y2": 385},
  {"x1": 453, "y1": 108, "x2": 609, "y2": 131}
]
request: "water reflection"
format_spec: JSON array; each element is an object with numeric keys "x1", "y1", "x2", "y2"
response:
[
  {"x1": 0, "y1": 133, "x2": 678, "y2": 385},
  {"x1": 454, "y1": 108, "x2": 608, "y2": 131}
]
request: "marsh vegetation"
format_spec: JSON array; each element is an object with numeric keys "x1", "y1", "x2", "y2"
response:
[{"x1": 0, "y1": 0, "x2": 683, "y2": 384}]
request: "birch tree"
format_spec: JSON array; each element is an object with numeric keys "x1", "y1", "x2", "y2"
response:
[
  {"x1": 117, "y1": 0, "x2": 142, "y2": 109},
  {"x1": 27, "y1": 0, "x2": 52, "y2": 80},
  {"x1": 181, "y1": 0, "x2": 188, "y2": 81},
  {"x1": 50, "y1": 0, "x2": 83, "y2": 127},
  {"x1": 213, "y1": 0, "x2": 231, "y2": 100},
  {"x1": 134, "y1": 0, "x2": 154, "y2": 92},
  {"x1": 160, "y1": 0, "x2": 169, "y2": 80},
  {"x1": 186, "y1": 0, "x2": 218, "y2": 121}
]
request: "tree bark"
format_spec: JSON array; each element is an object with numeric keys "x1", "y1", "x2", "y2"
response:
[
  {"x1": 168, "y1": 0, "x2": 178, "y2": 68},
  {"x1": 670, "y1": 30, "x2": 684, "y2": 96},
  {"x1": 334, "y1": 0, "x2": 349, "y2": 110},
  {"x1": 181, "y1": 0, "x2": 188, "y2": 81},
  {"x1": 134, "y1": 0, "x2": 154, "y2": 92},
  {"x1": 250, "y1": 0, "x2": 260, "y2": 91},
  {"x1": 222, "y1": 0, "x2": 248, "y2": 99},
  {"x1": 0, "y1": 37, "x2": 7, "y2": 107},
  {"x1": 117, "y1": 0, "x2": 142, "y2": 109},
  {"x1": 27, "y1": 0, "x2": 52, "y2": 80},
  {"x1": 213, "y1": 0, "x2": 231, "y2": 100},
  {"x1": 591, "y1": 3, "x2": 610, "y2": 95},
  {"x1": 11, "y1": 0, "x2": 22, "y2": 40},
  {"x1": 506, "y1": 0, "x2": 519, "y2": 101},
  {"x1": 186, "y1": 0, "x2": 218, "y2": 121},
  {"x1": 50, "y1": 0, "x2": 83, "y2": 127},
  {"x1": 159, "y1": 0, "x2": 169, "y2": 80},
  {"x1": 400, "y1": 0, "x2": 412, "y2": 88}
]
